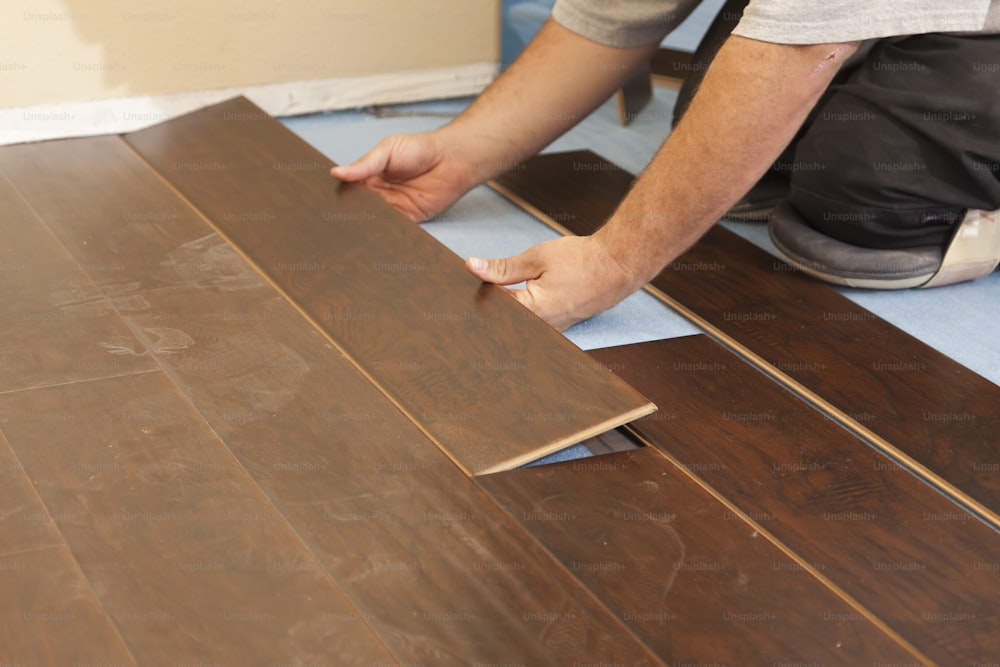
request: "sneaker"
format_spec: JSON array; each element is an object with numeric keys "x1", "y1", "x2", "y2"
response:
[{"x1": 768, "y1": 201, "x2": 942, "y2": 288}]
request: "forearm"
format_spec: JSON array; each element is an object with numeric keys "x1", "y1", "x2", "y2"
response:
[
  {"x1": 596, "y1": 36, "x2": 859, "y2": 284},
  {"x1": 441, "y1": 18, "x2": 660, "y2": 185}
]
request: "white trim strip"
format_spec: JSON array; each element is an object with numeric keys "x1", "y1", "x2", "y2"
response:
[{"x1": 0, "y1": 62, "x2": 498, "y2": 146}]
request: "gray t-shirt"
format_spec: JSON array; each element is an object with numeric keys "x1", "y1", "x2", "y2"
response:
[{"x1": 552, "y1": 0, "x2": 1000, "y2": 46}]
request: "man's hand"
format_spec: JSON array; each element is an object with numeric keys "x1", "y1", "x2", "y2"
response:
[
  {"x1": 467, "y1": 36, "x2": 859, "y2": 329},
  {"x1": 465, "y1": 235, "x2": 638, "y2": 331},
  {"x1": 330, "y1": 132, "x2": 473, "y2": 222},
  {"x1": 330, "y1": 19, "x2": 658, "y2": 223}
]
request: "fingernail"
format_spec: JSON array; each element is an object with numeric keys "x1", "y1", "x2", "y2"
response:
[{"x1": 468, "y1": 257, "x2": 487, "y2": 272}]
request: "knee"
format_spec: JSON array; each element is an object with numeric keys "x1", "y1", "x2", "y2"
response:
[{"x1": 787, "y1": 118, "x2": 959, "y2": 249}]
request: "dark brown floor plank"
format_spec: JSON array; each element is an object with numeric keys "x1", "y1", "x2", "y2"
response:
[
  {"x1": 0, "y1": 430, "x2": 138, "y2": 667},
  {"x1": 480, "y1": 448, "x2": 926, "y2": 666},
  {"x1": 2, "y1": 136, "x2": 662, "y2": 666},
  {"x1": 588, "y1": 335, "x2": 1000, "y2": 666},
  {"x1": 119, "y1": 98, "x2": 653, "y2": 475},
  {"x1": 488, "y1": 149, "x2": 1000, "y2": 524},
  {"x1": 0, "y1": 372, "x2": 397, "y2": 667},
  {"x1": 0, "y1": 173, "x2": 158, "y2": 393}
]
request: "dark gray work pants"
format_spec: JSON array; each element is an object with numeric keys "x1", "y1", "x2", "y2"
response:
[{"x1": 675, "y1": 0, "x2": 1000, "y2": 250}]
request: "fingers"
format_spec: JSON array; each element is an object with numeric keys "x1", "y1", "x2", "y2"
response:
[
  {"x1": 329, "y1": 141, "x2": 392, "y2": 182},
  {"x1": 465, "y1": 251, "x2": 540, "y2": 287}
]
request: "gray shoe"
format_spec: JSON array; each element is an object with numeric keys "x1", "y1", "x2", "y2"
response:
[{"x1": 768, "y1": 201, "x2": 942, "y2": 289}]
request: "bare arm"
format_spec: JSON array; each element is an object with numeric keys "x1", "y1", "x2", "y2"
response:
[
  {"x1": 597, "y1": 35, "x2": 860, "y2": 285},
  {"x1": 469, "y1": 35, "x2": 861, "y2": 329},
  {"x1": 330, "y1": 19, "x2": 659, "y2": 219},
  {"x1": 441, "y1": 17, "x2": 662, "y2": 185}
]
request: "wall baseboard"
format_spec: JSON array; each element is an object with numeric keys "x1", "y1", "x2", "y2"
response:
[{"x1": 1, "y1": 62, "x2": 497, "y2": 146}]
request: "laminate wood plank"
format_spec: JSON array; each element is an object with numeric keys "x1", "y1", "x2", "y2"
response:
[
  {"x1": 480, "y1": 448, "x2": 925, "y2": 666},
  {"x1": 588, "y1": 335, "x2": 1000, "y2": 666},
  {"x1": 0, "y1": 430, "x2": 138, "y2": 667},
  {"x1": 488, "y1": 149, "x2": 1000, "y2": 524},
  {"x1": 0, "y1": 173, "x2": 158, "y2": 393},
  {"x1": 121, "y1": 97, "x2": 654, "y2": 475},
  {"x1": 0, "y1": 372, "x2": 398, "y2": 667},
  {"x1": 2, "y1": 136, "x2": 663, "y2": 665}
]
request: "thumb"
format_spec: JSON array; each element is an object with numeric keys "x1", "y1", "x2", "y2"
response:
[
  {"x1": 329, "y1": 145, "x2": 390, "y2": 183},
  {"x1": 465, "y1": 252, "x2": 539, "y2": 286}
]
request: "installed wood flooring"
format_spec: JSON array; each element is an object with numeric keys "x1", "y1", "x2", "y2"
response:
[
  {"x1": 3, "y1": 98, "x2": 995, "y2": 664},
  {"x1": 589, "y1": 337, "x2": 999, "y2": 666},
  {"x1": 0, "y1": 123, "x2": 657, "y2": 666},
  {"x1": 489, "y1": 149, "x2": 1000, "y2": 528}
]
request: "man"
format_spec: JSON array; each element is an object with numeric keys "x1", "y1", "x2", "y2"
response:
[{"x1": 331, "y1": 0, "x2": 1000, "y2": 330}]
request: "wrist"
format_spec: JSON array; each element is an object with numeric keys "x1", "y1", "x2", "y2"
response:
[
  {"x1": 593, "y1": 217, "x2": 663, "y2": 292},
  {"x1": 590, "y1": 226, "x2": 649, "y2": 296},
  {"x1": 436, "y1": 118, "x2": 532, "y2": 187}
]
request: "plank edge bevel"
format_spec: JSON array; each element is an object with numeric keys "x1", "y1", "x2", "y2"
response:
[{"x1": 475, "y1": 402, "x2": 656, "y2": 475}]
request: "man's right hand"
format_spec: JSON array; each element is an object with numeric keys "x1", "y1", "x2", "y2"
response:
[{"x1": 329, "y1": 131, "x2": 473, "y2": 222}]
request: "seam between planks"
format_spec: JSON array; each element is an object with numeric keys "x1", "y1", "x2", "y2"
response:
[
  {"x1": 623, "y1": 429, "x2": 939, "y2": 667},
  {"x1": 0, "y1": 425, "x2": 141, "y2": 667},
  {"x1": 5, "y1": 166, "x2": 404, "y2": 666},
  {"x1": 489, "y1": 178, "x2": 1000, "y2": 533},
  {"x1": 0, "y1": 368, "x2": 163, "y2": 397}
]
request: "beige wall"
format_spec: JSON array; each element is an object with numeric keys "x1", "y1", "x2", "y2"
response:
[{"x1": 1, "y1": 0, "x2": 500, "y2": 108}]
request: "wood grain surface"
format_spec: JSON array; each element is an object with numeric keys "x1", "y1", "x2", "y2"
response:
[
  {"x1": 1, "y1": 135, "x2": 663, "y2": 666},
  {"x1": 480, "y1": 447, "x2": 926, "y2": 666},
  {"x1": 0, "y1": 173, "x2": 158, "y2": 394},
  {"x1": 120, "y1": 97, "x2": 654, "y2": 474},
  {"x1": 0, "y1": 429, "x2": 139, "y2": 666},
  {"x1": 0, "y1": 372, "x2": 397, "y2": 666},
  {"x1": 590, "y1": 335, "x2": 1000, "y2": 666},
  {"x1": 488, "y1": 149, "x2": 1000, "y2": 524}
]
